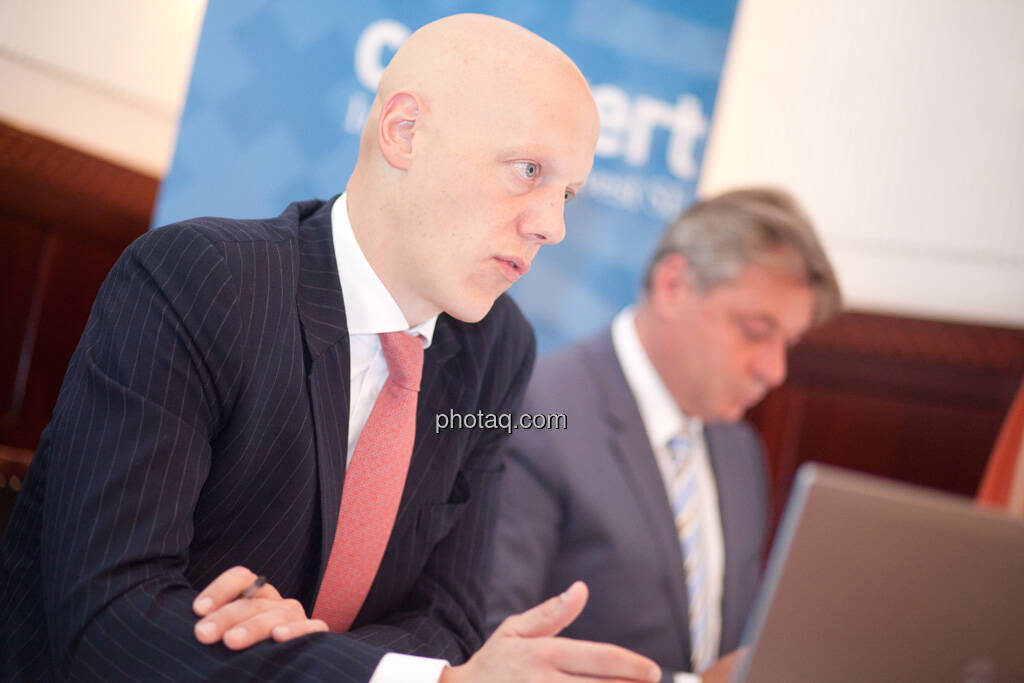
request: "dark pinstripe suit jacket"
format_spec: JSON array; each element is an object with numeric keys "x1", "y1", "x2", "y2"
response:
[
  {"x1": 0, "y1": 198, "x2": 535, "y2": 681},
  {"x1": 486, "y1": 330, "x2": 768, "y2": 679}
]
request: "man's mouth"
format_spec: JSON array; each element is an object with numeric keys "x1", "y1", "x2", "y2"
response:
[{"x1": 494, "y1": 256, "x2": 530, "y2": 283}]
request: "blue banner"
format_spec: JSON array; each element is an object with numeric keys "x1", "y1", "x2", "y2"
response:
[{"x1": 154, "y1": 0, "x2": 739, "y2": 352}]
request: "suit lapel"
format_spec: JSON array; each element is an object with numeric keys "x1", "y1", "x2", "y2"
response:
[
  {"x1": 293, "y1": 198, "x2": 352, "y2": 586},
  {"x1": 705, "y1": 425, "x2": 744, "y2": 647},
  {"x1": 581, "y1": 332, "x2": 693, "y2": 657},
  {"x1": 296, "y1": 200, "x2": 466, "y2": 581}
]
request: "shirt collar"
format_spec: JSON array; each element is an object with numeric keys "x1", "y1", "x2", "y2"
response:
[
  {"x1": 331, "y1": 193, "x2": 436, "y2": 347},
  {"x1": 611, "y1": 306, "x2": 703, "y2": 446}
]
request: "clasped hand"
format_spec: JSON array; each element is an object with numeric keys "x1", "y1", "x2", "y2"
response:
[{"x1": 192, "y1": 566, "x2": 328, "y2": 649}]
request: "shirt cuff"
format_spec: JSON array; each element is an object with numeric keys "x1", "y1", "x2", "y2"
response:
[
  {"x1": 367, "y1": 652, "x2": 450, "y2": 683},
  {"x1": 674, "y1": 673, "x2": 702, "y2": 683}
]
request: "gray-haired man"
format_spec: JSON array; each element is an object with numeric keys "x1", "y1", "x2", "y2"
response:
[{"x1": 486, "y1": 188, "x2": 842, "y2": 682}]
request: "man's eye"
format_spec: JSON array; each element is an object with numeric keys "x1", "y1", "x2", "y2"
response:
[
  {"x1": 514, "y1": 161, "x2": 539, "y2": 180},
  {"x1": 736, "y1": 318, "x2": 774, "y2": 342},
  {"x1": 741, "y1": 327, "x2": 771, "y2": 342},
  {"x1": 564, "y1": 188, "x2": 576, "y2": 202}
]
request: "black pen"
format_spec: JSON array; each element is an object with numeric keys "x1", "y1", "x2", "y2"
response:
[{"x1": 238, "y1": 575, "x2": 267, "y2": 600}]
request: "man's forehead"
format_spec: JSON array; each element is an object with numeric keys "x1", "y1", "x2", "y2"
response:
[
  {"x1": 704, "y1": 263, "x2": 816, "y2": 315},
  {"x1": 495, "y1": 130, "x2": 595, "y2": 170},
  {"x1": 463, "y1": 65, "x2": 594, "y2": 120},
  {"x1": 426, "y1": 83, "x2": 594, "y2": 177}
]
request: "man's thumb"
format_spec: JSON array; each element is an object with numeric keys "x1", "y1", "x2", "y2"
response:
[{"x1": 499, "y1": 580, "x2": 588, "y2": 639}]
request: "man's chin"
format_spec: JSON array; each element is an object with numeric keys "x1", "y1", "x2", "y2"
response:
[
  {"x1": 442, "y1": 294, "x2": 500, "y2": 324},
  {"x1": 731, "y1": 394, "x2": 766, "y2": 420},
  {"x1": 707, "y1": 401, "x2": 748, "y2": 424}
]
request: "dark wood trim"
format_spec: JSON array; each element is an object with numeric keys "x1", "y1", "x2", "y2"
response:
[
  {"x1": 0, "y1": 120, "x2": 158, "y2": 454},
  {"x1": 0, "y1": 445, "x2": 32, "y2": 483},
  {"x1": 0, "y1": 122, "x2": 158, "y2": 241}
]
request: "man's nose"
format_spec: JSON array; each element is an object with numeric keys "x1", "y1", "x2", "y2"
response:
[
  {"x1": 754, "y1": 337, "x2": 788, "y2": 389},
  {"x1": 520, "y1": 194, "x2": 567, "y2": 245}
]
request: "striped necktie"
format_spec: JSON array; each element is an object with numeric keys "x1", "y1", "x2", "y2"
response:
[
  {"x1": 668, "y1": 433, "x2": 715, "y2": 673},
  {"x1": 313, "y1": 331, "x2": 424, "y2": 632}
]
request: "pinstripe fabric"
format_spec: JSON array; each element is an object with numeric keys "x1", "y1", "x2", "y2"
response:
[{"x1": 0, "y1": 198, "x2": 536, "y2": 681}]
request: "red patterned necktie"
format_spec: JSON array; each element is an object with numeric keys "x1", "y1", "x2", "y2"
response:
[{"x1": 313, "y1": 331, "x2": 424, "y2": 632}]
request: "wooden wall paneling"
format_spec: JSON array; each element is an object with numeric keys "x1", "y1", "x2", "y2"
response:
[
  {"x1": 0, "y1": 217, "x2": 47, "y2": 424},
  {"x1": 0, "y1": 122, "x2": 158, "y2": 491},
  {"x1": 4, "y1": 231, "x2": 127, "y2": 449},
  {"x1": 0, "y1": 125, "x2": 158, "y2": 244},
  {"x1": 748, "y1": 311, "x2": 1024, "y2": 541}
]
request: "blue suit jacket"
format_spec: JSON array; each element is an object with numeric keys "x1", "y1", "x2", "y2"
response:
[
  {"x1": 485, "y1": 330, "x2": 768, "y2": 678},
  {"x1": 0, "y1": 199, "x2": 535, "y2": 681}
]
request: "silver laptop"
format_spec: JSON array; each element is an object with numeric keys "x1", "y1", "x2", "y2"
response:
[{"x1": 734, "y1": 462, "x2": 1024, "y2": 683}]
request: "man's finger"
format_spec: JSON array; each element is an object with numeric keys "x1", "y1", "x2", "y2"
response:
[
  {"x1": 195, "y1": 596, "x2": 301, "y2": 644},
  {"x1": 498, "y1": 580, "x2": 588, "y2": 639},
  {"x1": 193, "y1": 566, "x2": 260, "y2": 616},
  {"x1": 548, "y1": 637, "x2": 661, "y2": 682},
  {"x1": 271, "y1": 619, "x2": 330, "y2": 642},
  {"x1": 220, "y1": 600, "x2": 309, "y2": 650}
]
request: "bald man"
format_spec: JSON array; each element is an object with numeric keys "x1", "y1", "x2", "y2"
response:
[{"x1": 0, "y1": 14, "x2": 659, "y2": 683}]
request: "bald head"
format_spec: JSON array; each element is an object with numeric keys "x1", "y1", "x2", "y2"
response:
[
  {"x1": 353, "y1": 14, "x2": 594, "y2": 170},
  {"x1": 346, "y1": 13, "x2": 599, "y2": 326},
  {"x1": 378, "y1": 16, "x2": 587, "y2": 128}
]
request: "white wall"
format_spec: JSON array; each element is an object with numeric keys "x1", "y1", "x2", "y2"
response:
[
  {"x1": 2, "y1": 0, "x2": 1021, "y2": 328},
  {"x1": 0, "y1": 0, "x2": 206, "y2": 176},
  {"x1": 701, "y1": 0, "x2": 1024, "y2": 328}
]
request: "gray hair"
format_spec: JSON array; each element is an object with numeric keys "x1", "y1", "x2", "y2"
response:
[{"x1": 642, "y1": 187, "x2": 842, "y2": 324}]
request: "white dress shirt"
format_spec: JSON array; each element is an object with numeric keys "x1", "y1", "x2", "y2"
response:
[
  {"x1": 611, "y1": 307, "x2": 726, "y2": 682},
  {"x1": 330, "y1": 194, "x2": 448, "y2": 683}
]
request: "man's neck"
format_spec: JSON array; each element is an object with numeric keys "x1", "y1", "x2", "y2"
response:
[
  {"x1": 343, "y1": 186, "x2": 437, "y2": 329},
  {"x1": 633, "y1": 301, "x2": 700, "y2": 420}
]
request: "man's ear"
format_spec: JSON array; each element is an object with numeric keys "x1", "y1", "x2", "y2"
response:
[
  {"x1": 377, "y1": 91, "x2": 420, "y2": 170},
  {"x1": 649, "y1": 253, "x2": 694, "y2": 315}
]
